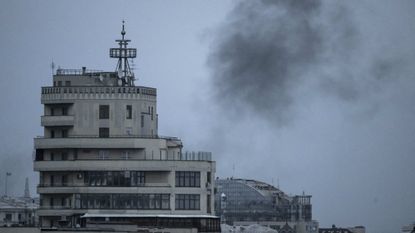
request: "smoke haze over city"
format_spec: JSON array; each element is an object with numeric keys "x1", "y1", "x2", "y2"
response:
[{"x1": 1, "y1": 1, "x2": 415, "y2": 233}]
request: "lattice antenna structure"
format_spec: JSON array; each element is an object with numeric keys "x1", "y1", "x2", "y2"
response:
[{"x1": 109, "y1": 21, "x2": 137, "y2": 86}]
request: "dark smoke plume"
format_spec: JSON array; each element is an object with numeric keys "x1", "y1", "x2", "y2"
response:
[{"x1": 208, "y1": 0, "x2": 363, "y2": 125}]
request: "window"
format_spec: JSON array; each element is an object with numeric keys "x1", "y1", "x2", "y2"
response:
[
  {"x1": 141, "y1": 115, "x2": 144, "y2": 128},
  {"x1": 79, "y1": 193, "x2": 169, "y2": 210},
  {"x1": 99, "y1": 105, "x2": 109, "y2": 119},
  {"x1": 62, "y1": 129, "x2": 68, "y2": 138},
  {"x1": 50, "y1": 130, "x2": 55, "y2": 138},
  {"x1": 207, "y1": 194, "x2": 211, "y2": 213},
  {"x1": 99, "y1": 127, "x2": 109, "y2": 138},
  {"x1": 5, "y1": 213, "x2": 12, "y2": 221},
  {"x1": 62, "y1": 107, "x2": 68, "y2": 116},
  {"x1": 65, "y1": 81, "x2": 71, "y2": 86},
  {"x1": 126, "y1": 105, "x2": 132, "y2": 119},
  {"x1": 57, "y1": 81, "x2": 62, "y2": 86},
  {"x1": 175, "y1": 171, "x2": 200, "y2": 187},
  {"x1": 175, "y1": 194, "x2": 200, "y2": 210},
  {"x1": 85, "y1": 171, "x2": 145, "y2": 187},
  {"x1": 62, "y1": 152, "x2": 68, "y2": 161}
]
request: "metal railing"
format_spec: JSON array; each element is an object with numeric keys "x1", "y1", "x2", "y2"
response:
[
  {"x1": 56, "y1": 68, "x2": 103, "y2": 75},
  {"x1": 35, "y1": 134, "x2": 180, "y2": 140},
  {"x1": 41, "y1": 86, "x2": 157, "y2": 96},
  {"x1": 38, "y1": 183, "x2": 171, "y2": 188}
]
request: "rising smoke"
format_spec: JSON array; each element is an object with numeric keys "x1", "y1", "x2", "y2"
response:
[{"x1": 207, "y1": 0, "x2": 385, "y2": 126}]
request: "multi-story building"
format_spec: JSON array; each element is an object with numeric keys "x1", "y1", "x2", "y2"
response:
[
  {"x1": 0, "y1": 196, "x2": 38, "y2": 227},
  {"x1": 33, "y1": 22, "x2": 219, "y2": 232},
  {"x1": 215, "y1": 178, "x2": 318, "y2": 233}
]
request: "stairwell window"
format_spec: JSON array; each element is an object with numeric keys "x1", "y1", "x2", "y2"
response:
[
  {"x1": 99, "y1": 105, "x2": 109, "y2": 119},
  {"x1": 126, "y1": 105, "x2": 132, "y2": 119}
]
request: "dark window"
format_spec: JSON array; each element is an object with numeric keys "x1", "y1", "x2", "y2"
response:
[
  {"x1": 207, "y1": 194, "x2": 211, "y2": 214},
  {"x1": 50, "y1": 130, "x2": 55, "y2": 138},
  {"x1": 65, "y1": 81, "x2": 71, "y2": 86},
  {"x1": 175, "y1": 194, "x2": 200, "y2": 210},
  {"x1": 50, "y1": 108, "x2": 55, "y2": 116},
  {"x1": 99, "y1": 128, "x2": 109, "y2": 138},
  {"x1": 85, "y1": 171, "x2": 145, "y2": 187},
  {"x1": 141, "y1": 115, "x2": 144, "y2": 128},
  {"x1": 126, "y1": 105, "x2": 132, "y2": 119},
  {"x1": 62, "y1": 152, "x2": 68, "y2": 161},
  {"x1": 99, "y1": 105, "x2": 109, "y2": 119},
  {"x1": 62, "y1": 107, "x2": 68, "y2": 116},
  {"x1": 79, "y1": 193, "x2": 169, "y2": 210},
  {"x1": 35, "y1": 149, "x2": 44, "y2": 161},
  {"x1": 175, "y1": 171, "x2": 200, "y2": 187},
  {"x1": 5, "y1": 213, "x2": 12, "y2": 221},
  {"x1": 57, "y1": 81, "x2": 62, "y2": 86},
  {"x1": 62, "y1": 129, "x2": 68, "y2": 138}
]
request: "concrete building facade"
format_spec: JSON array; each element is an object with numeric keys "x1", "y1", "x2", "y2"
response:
[{"x1": 33, "y1": 23, "x2": 219, "y2": 232}]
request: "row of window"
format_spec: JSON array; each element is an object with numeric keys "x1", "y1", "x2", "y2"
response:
[
  {"x1": 42, "y1": 171, "x2": 204, "y2": 188},
  {"x1": 99, "y1": 104, "x2": 154, "y2": 121},
  {"x1": 77, "y1": 194, "x2": 170, "y2": 210},
  {"x1": 175, "y1": 194, "x2": 200, "y2": 210},
  {"x1": 176, "y1": 171, "x2": 201, "y2": 187},
  {"x1": 85, "y1": 171, "x2": 145, "y2": 187},
  {"x1": 71, "y1": 194, "x2": 200, "y2": 210}
]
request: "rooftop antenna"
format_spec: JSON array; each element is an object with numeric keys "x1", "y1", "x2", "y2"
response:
[
  {"x1": 232, "y1": 164, "x2": 235, "y2": 178},
  {"x1": 110, "y1": 20, "x2": 137, "y2": 86},
  {"x1": 51, "y1": 61, "x2": 55, "y2": 76}
]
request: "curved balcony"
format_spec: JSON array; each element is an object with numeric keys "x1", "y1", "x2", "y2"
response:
[
  {"x1": 34, "y1": 160, "x2": 214, "y2": 172},
  {"x1": 37, "y1": 184, "x2": 173, "y2": 194},
  {"x1": 41, "y1": 115, "x2": 75, "y2": 127},
  {"x1": 41, "y1": 86, "x2": 156, "y2": 104}
]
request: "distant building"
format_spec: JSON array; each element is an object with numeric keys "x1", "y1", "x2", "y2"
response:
[
  {"x1": 402, "y1": 222, "x2": 415, "y2": 233},
  {"x1": 215, "y1": 178, "x2": 318, "y2": 233},
  {"x1": 319, "y1": 225, "x2": 365, "y2": 233},
  {"x1": 0, "y1": 196, "x2": 38, "y2": 227},
  {"x1": 33, "y1": 22, "x2": 219, "y2": 232}
]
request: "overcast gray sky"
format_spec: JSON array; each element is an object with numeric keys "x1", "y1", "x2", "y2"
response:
[{"x1": 0, "y1": 1, "x2": 414, "y2": 233}]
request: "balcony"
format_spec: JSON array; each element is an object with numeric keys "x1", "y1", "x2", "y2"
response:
[
  {"x1": 41, "y1": 115, "x2": 74, "y2": 127},
  {"x1": 37, "y1": 183, "x2": 172, "y2": 194},
  {"x1": 41, "y1": 86, "x2": 156, "y2": 104},
  {"x1": 34, "y1": 159, "x2": 214, "y2": 172},
  {"x1": 34, "y1": 136, "x2": 162, "y2": 149}
]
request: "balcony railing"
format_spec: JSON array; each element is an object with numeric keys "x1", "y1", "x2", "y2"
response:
[
  {"x1": 56, "y1": 68, "x2": 103, "y2": 75},
  {"x1": 41, "y1": 115, "x2": 75, "y2": 127},
  {"x1": 38, "y1": 183, "x2": 171, "y2": 188},
  {"x1": 41, "y1": 86, "x2": 156, "y2": 96},
  {"x1": 39, "y1": 205, "x2": 71, "y2": 210}
]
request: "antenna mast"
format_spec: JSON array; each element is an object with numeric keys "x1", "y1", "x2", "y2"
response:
[{"x1": 109, "y1": 20, "x2": 137, "y2": 86}]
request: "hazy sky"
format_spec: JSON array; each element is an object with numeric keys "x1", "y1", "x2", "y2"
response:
[{"x1": 0, "y1": 1, "x2": 414, "y2": 233}]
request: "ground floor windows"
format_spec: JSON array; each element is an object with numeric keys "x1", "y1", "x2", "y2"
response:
[
  {"x1": 78, "y1": 193, "x2": 170, "y2": 210},
  {"x1": 175, "y1": 194, "x2": 200, "y2": 210}
]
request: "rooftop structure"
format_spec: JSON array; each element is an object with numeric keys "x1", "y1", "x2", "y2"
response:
[
  {"x1": 215, "y1": 178, "x2": 317, "y2": 233},
  {"x1": 33, "y1": 22, "x2": 219, "y2": 232},
  {"x1": 0, "y1": 196, "x2": 38, "y2": 227}
]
